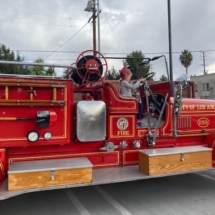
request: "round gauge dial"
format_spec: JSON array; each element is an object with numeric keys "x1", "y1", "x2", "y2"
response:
[
  {"x1": 44, "y1": 132, "x2": 52, "y2": 140},
  {"x1": 27, "y1": 131, "x2": 39, "y2": 142}
]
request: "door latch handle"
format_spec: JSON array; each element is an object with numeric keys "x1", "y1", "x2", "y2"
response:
[
  {"x1": 180, "y1": 153, "x2": 184, "y2": 162},
  {"x1": 50, "y1": 170, "x2": 55, "y2": 180}
]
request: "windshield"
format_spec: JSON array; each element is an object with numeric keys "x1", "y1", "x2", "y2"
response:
[{"x1": 147, "y1": 56, "x2": 169, "y2": 81}]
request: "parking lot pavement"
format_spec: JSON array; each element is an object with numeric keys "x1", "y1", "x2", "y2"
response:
[{"x1": 1, "y1": 169, "x2": 215, "y2": 215}]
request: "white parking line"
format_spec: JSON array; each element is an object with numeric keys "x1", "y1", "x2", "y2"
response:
[
  {"x1": 94, "y1": 186, "x2": 132, "y2": 215},
  {"x1": 197, "y1": 173, "x2": 215, "y2": 182},
  {"x1": 65, "y1": 189, "x2": 90, "y2": 215}
]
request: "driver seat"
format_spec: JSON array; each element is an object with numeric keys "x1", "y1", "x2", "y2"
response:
[{"x1": 103, "y1": 82, "x2": 138, "y2": 114}]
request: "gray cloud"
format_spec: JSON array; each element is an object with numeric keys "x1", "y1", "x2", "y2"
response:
[{"x1": 0, "y1": 0, "x2": 215, "y2": 78}]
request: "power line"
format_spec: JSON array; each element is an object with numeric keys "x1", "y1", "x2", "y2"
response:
[
  {"x1": 43, "y1": 22, "x2": 89, "y2": 60},
  {"x1": 100, "y1": 28, "x2": 116, "y2": 53},
  {"x1": 103, "y1": 13, "x2": 124, "y2": 52},
  {"x1": 104, "y1": 49, "x2": 215, "y2": 55},
  {"x1": 173, "y1": 64, "x2": 201, "y2": 73},
  {"x1": 0, "y1": 8, "x2": 86, "y2": 21},
  {"x1": 0, "y1": 21, "x2": 89, "y2": 28},
  {"x1": 11, "y1": 50, "x2": 81, "y2": 53},
  {"x1": 8, "y1": 49, "x2": 215, "y2": 55},
  {"x1": 86, "y1": 25, "x2": 93, "y2": 49},
  {"x1": 25, "y1": 59, "x2": 77, "y2": 61}
]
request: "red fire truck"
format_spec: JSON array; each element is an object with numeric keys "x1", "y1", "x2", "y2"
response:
[{"x1": 0, "y1": 50, "x2": 214, "y2": 200}]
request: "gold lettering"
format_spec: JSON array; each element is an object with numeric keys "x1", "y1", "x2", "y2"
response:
[
  {"x1": 181, "y1": 104, "x2": 215, "y2": 111},
  {"x1": 197, "y1": 105, "x2": 206, "y2": 110},
  {"x1": 189, "y1": 105, "x2": 195, "y2": 110},
  {"x1": 123, "y1": 131, "x2": 129, "y2": 135},
  {"x1": 197, "y1": 118, "x2": 210, "y2": 127},
  {"x1": 117, "y1": 130, "x2": 129, "y2": 136},
  {"x1": 207, "y1": 105, "x2": 215, "y2": 110},
  {"x1": 182, "y1": 105, "x2": 189, "y2": 110}
]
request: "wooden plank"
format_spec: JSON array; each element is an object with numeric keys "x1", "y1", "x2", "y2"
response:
[
  {"x1": 0, "y1": 100, "x2": 66, "y2": 103},
  {"x1": 5, "y1": 86, "x2": 8, "y2": 100},
  {"x1": 8, "y1": 167, "x2": 92, "y2": 191},
  {"x1": 0, "y1": 100, "x2": 66, "y2": 107},
  {"x1": 149, "y1": 151, "x2": 212, "y2": 175},
  {"x1": 0, "y1": 103, "x2": 65, "y2": 107},
  {"x1": 53, "y1": 88, "x2": 57, "y2": 101},
  {"x1": 139, "y1": 152, "x2": 149, "y2": 175},
  {"x1": 139, "y1": 147, "x2": 212, "y2": 176},
  {"x1": 0, "y1": 79, "x2": 66, "y2": 84},
  {"x1": 0, "y1": 83, "x2": 66, "y2": 88},
  {"x1": 30, "y1": 87, "x2": 33, "y2": 100}
]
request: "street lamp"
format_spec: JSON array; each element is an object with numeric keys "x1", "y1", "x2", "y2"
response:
[{"x1": 84, "y1": 0, "x2": 94, "y2": 12}]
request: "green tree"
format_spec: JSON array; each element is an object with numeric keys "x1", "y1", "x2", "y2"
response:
[
  {"x1": 105, "y1": 66, "x2": 120, "y2": 80},
  {"x1": 45, "y1": 67, "x2": 56, "y2": 76},
  {"x1": 29, "y1": 58, "x2": 45, "y2": 75},
  {"x1": 179, "y1": 49, "x2": 193, "y2": 74},
  {"x1": 160, "y1": 74, "x2": 168, "y2": 81},
  {"x1": 123, "y1": 50, "x2": 150, "y2": 80},
  {"x1": 29, "y1": 58, "x2": 53, "y2": 76},
  {"x1": 0, "y1": 44, "x2": 24, "y2": 74}
]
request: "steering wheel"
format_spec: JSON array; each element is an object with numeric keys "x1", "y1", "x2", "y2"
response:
[
  {"x1": 142, "y1": 72, "x2": 155, "y2": 80},
  {"x1": 137, "y1": 72, "x2": 155, "y2": 89}
]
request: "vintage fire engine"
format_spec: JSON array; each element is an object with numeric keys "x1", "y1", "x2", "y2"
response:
[{"x1": 0, "y1": 50, "x2": 214, "y2": 200}]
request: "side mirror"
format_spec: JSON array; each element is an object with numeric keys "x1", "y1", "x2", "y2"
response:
[{"x1": 175, "y1": 74, "x2": 190, "y2": 89}]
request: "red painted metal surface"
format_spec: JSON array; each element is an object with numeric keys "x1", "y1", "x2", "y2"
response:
[
  {"x1": 0, "y1": 61, "x2": 215, "y2": 188},
  {"x1": 0, "y1": 149, "x2": 6, "y2": 183},
  {"x1": 49, "y1": 109, "x2": 58, "y2": 126},
  {"x1": 170, "y1": 97, "x2": 215, "y2": 134},
  {"x1": 203, "y1": 132, "x2": 215, "y2": 167},
  {"x1": 0, "y1": 78, "x2": 72, "y2": 148}
]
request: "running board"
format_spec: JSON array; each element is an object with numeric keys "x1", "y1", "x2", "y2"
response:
[{"x1": 0, "y1": 165, "x2": 213, "y2": 200}]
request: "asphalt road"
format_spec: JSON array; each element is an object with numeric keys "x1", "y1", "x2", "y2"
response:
[{"x1": 1, "y1": 169, "x2": 215, "y2": 215}]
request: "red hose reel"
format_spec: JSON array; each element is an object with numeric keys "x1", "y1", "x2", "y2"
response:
[{"x1": 71, "y1": 50, "x2": 108, "y2": 86}]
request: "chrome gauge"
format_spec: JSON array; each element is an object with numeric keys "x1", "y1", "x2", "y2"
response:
[
  {"x1": 43, "y1": 132, "x2": 52, "y2": 140},
  {"x1": 27, "y1": 131, "x2": 39, "y2": 142}
]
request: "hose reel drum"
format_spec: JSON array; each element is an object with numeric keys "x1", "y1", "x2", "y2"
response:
[{"x1": 71, "y1": 50, "x2": 108, "y2": 86}]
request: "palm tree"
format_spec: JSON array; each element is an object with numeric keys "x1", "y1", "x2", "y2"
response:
[{"x1": 179, "y1": 50, "x2": 193, "y2": 74}]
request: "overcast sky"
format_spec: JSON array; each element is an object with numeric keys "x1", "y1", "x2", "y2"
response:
[{"x1": 1, "y1": 0, "x2": 215, "y2": 79}]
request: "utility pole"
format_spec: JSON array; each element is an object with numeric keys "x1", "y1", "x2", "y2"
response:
[
  {"x1": 93, "y1": 0, "x2": 97, "y2": 51},
  {"x1": 201, "y1": 51, "x2": 207, "y2": 74},
  {"x1": 203, "y1": 52, "x2": 206, "y2": 74},
  {"x1": 84, "y1": 0, "x2": 99, "y2": 52},
  {"x1": 167, "y1": 0, "x2": 174, "y2": 96},
  {"x1": 97, "y1": 0, "x2": 101, "y2": 53}
]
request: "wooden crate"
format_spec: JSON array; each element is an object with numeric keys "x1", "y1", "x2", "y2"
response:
[
  {"x1": 139, "y1": 146, "x2": 212, "y2": 176},
  {"x1": 8, "y1": 157, "x2": 92, "y2": 191}
]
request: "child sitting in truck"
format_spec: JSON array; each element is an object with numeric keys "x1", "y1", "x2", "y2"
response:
[{"x1": 120, "y1": 67, "x2": 146, "y2": 126}]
